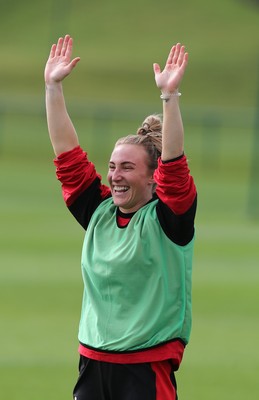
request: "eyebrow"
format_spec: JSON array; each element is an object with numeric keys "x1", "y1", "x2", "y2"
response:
[{"x1": 109, "y1": 161, "x2": 136, "y2": 166}]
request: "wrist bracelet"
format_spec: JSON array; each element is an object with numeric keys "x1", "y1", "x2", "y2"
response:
[{"x1": 160, "y1": 90, "x2": 181, "y2": 101}]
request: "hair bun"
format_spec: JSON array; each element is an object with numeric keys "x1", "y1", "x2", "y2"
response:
[
  {"x1": 137, "y1": 114, "x2": 162, "y2": 137},
  {"x1": 135, "y1": 114, "x2": 162, "y2": 154},
  {"x1": 137, "y1": 122, "x2": 150, "y2": 136}
]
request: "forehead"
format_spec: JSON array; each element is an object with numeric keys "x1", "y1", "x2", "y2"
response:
[{"x1": 110, "y1": 144, "x2": 148, "y2": 164}]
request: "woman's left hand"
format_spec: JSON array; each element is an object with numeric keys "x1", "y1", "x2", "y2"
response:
[{"x1": 153, "y1": 43, "x2": 188, "y2": 94}]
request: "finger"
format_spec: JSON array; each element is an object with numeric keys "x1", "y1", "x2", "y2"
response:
[
  {"x1": 49, "y1": 43, "x2": 56, "y2": 59},
  {"x1": 178, "y1": 52, "x2": 188, "y2": 78},
  {"x1": 56, "y1": 37, "x2": 64, "y2": 56},
  {"x1": 153, "y1": 63, "x2": 161, "y2": 75},
  {"x1": 61, "y1": 34, "x2": 70, "y2": 56},
  {"x1": 65, "y1": 37, "x2": 74, "y2": 60},
  {"x1": 64, "y1": 57, "x2": 80, "y2": 77},
  {"x1": 166, "y1": 45, "x2": 176, "y2": 65},
  {"x1": 172, "y1": 43, "x2": 181, "y2": 64},
  {"x1": 70, "y1": 57, "x2": 81, "y2": 70},
  {"x1": 177, "y1": 45, "x2": 186, "y2": 66},
  {"x1": 182, "y1": 52, "x2": 189, "y2": 69}
]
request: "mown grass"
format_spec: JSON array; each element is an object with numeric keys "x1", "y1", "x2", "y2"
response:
[{"x1": 1, "y1": 110, "x2": 259, "y2": 399}]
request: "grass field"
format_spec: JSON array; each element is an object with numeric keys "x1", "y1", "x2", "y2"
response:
[{"x1": 1, "y1": 0, "x2": 259, "y2": 399}]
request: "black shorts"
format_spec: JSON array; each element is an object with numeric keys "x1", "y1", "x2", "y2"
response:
[{"x1": 73, "y1": 355, "x2": 178, "y2": 400}]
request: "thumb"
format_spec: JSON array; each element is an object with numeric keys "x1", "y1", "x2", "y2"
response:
[
  {"x1": 70, "y1": 57, "x2": 81, "y2": 69},
  {"x1": 153, "y1": 63, "x2": 161, "y2": 75}
]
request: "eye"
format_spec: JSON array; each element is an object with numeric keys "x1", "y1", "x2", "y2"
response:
[
  {"x1": 108, "y1": 164, "x2": 115, "y2": 170},
  {"x1": 123, "y1": 165, "x2": 133, "y2": 170}
]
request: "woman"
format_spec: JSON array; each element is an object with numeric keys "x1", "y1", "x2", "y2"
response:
[{"x1": 44, "y1": 34, "x2": 197, "y2": 400}]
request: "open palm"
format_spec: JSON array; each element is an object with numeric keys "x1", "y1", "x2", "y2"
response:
[
  {"x1": 44, "y1": 35, "x2": 80, "y2": 85},
  {"x1": 153, "y1": 43, "x2": 188, "y2": 94}
]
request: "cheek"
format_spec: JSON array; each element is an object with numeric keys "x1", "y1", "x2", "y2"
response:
[{"x1": 107, "y1": 171, "x2": 112, "y2": 181}]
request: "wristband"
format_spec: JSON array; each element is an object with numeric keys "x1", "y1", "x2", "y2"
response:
[{"x1": 160, "y1": 90, "x2": 181, "y2": 101}]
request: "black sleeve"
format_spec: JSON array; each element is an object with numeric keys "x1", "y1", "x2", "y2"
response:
[
  {"x1": 68, "y1": 177, "x2": 111, "y2": 230},
  {"x1": 156, "y1": 194, "x2": 197, "y2": 246}
]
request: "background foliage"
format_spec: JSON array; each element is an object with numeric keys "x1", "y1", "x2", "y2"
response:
[{"x1": 0, "y1": 0, "x2": 259, "y2": 399}]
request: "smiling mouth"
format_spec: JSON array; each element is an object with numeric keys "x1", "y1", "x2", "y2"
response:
[{"x1": 113, "y1": 185, "x2": 129, "y2": 193}]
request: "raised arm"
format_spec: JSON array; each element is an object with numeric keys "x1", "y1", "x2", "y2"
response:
[
  {"x1": 153, "y1": 43, "x2": 188, "y2": 161},
  {"x1": 44, "y1": 35, "x2": 81, "y2": 156}
]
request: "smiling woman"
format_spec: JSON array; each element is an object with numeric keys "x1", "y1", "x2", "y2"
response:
[
  {"x1": 107, "y1": 114, "x2": 164, "y2": 213},
  {"x1": 44, "y1": 34, "x2": 197, "y2": 400},
  {"x1": 108, "y1": 141, "x2": 155, "y2": 213}
]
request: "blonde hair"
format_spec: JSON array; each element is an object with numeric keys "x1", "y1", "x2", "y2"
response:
[{"x1": 115, "y1": 114, "x2": 162, "y2": 171}]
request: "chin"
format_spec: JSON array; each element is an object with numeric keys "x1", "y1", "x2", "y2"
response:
[
  {"x1": 112, "y1": 194, "x2": 128, "y2": 207},
  {"x1": 112, "y1": 197, "x2": 123, "y2": 207}
]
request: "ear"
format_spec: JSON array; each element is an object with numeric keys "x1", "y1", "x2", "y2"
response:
[{"x1": 148, "y1": 172, "x2": 155, "y2": 186}]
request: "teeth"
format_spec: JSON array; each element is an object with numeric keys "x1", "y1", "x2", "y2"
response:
[{"x1": 113, "y1": 186, "x2": 129, "y2": 192}]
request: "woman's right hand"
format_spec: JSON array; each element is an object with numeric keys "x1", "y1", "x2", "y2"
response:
[{"x1": 44, "y1": 34, "x2": 80, "y2": 85}]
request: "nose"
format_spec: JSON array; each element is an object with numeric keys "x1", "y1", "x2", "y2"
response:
[{"x1": 112, "y1": 167, "x2": 122, "y2": 182}]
